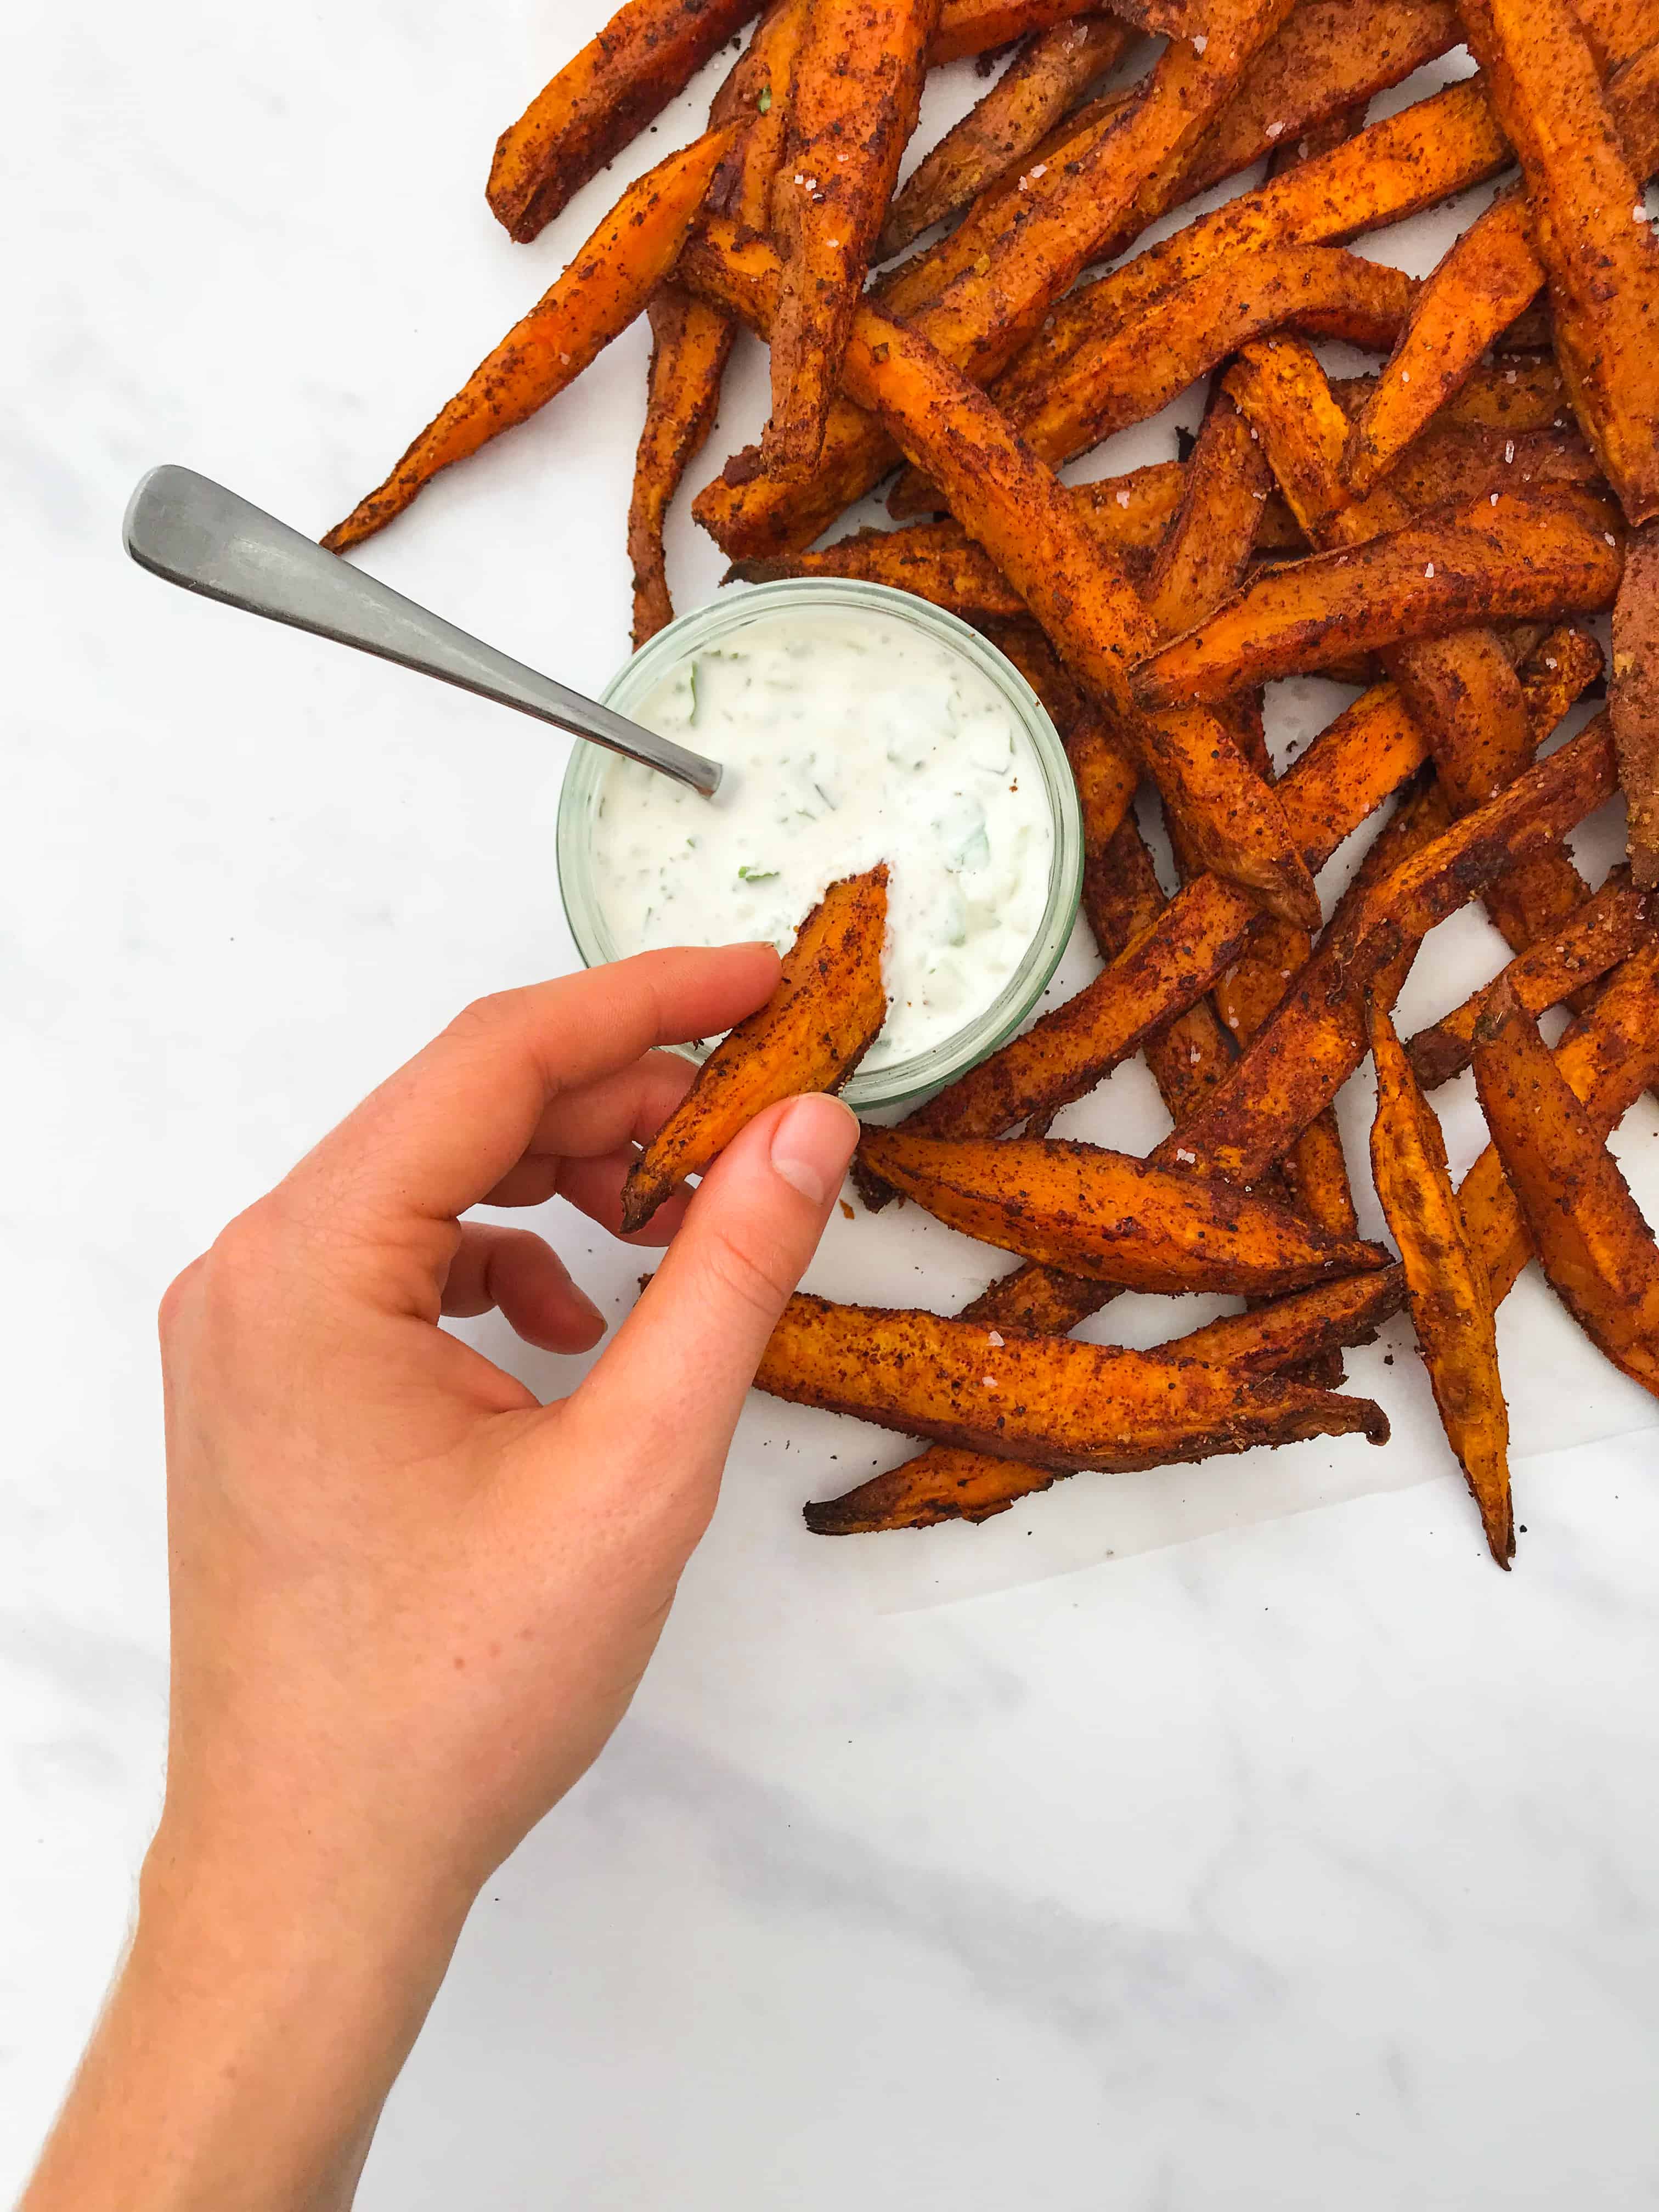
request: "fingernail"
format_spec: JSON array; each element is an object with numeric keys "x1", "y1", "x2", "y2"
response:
[{"x1": 769, "y1": 1093, "x2": 860, "y2": 1206}]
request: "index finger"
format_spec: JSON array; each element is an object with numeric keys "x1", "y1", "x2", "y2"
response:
[{"x1": 283, "y1": 944, "x2": 781, "y2": 1235}]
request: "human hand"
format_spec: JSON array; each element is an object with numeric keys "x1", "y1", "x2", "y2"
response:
[{"x1": 25, "y1": 945, "x2": 860, "y2": 2212}]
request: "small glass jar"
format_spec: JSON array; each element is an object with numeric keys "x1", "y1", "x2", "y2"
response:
[{"x1": 556, "y1": 578, "x2": 1084, "y2": 1110}]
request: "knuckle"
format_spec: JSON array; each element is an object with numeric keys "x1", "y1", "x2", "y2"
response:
[
  {"x1": 198, "y1": 1204, "x2": 279, "y2": 1308},
  {"x1": 156, "y1": 1253, "x2": 207, "y2": 1339},
  {"x1": 445, "y1": 991, "x2": 515, "y2": 1046}
]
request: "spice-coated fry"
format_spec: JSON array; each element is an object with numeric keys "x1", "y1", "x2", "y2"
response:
[
  {"x1": 855, "y1": 1128, "x2": 1390, "y2": 1294},
  {"x1": 1472, "y1": 987, "x2": 1659, "y2": 1401},
  {"x1": 1612, "y1": 525, "x2": 1659, "y2": 885},
  {"x1": 1170, "y1": 717, "x2": 1620, "y2": 1186},
  {"x1": 628, "y1": 289, "x2": 736, "y2": 647},
  {"x1": 1341, "y1": 195, "x2": 1547, "y2": 499},
  {"x1": 1340, "y1": 40, "x2": 1659, "y2": 494},
  {"x1": 800, "y1": 1273, "x2": 1405, "y2": 1531},
  {"x1": 619, "y1": 867, "x2": 887, "y2": 1234},
  {"x1": 988, "y1": 246, "x2": 1418, "y2": 478},
  {"x1": 1458, "y1": 0, "x2": 1659, "y2": 524},
  {"x1": 838, "y1": 942, "x2": 1659, "y2": 1536},
  {"x1": 900, "y1": 0, "x2": 1453, "y2": 337},
  {"x1": 1176, "y1": 0, "x2": 1461, "y2": 200},
  {"x1": 689, "y1": 0, "x2": 1298, "y2": 552},
  {"x1": 1224, "y1": 337, "x2": 1599, "y2": 955},
  {"x1": 1134, "y1": 489, "x2": 1624, "y2": 706},
  {"x1": 928, "y1": 0, "x2": 1194, "y2": 63},
  {"x1": 1463, "y1": 939, "x2": 1659, "y2": 1301},
  {"x1": 1368, "y1": 1000, "x2": 1514, "y2": 1566},
  {"x1": 892, "y1": 675, "x2": 1446, "y2": 1148},
  {"x1": 836, "y1": 307, "x2": 1322, "y2": 928},
  {"x1": 877, "y1": 14, "x2": 1130, "y2": 259},
  {"x1": 757, "y1": 1295, "x2": 1389, "y2": 1475},
  {"x1": 763, "y1": 0, "x2": 939, "y2": 477},
  {"x1": 707, "y1": 0, "x2": 809, "y2": 229},
  {"x1": 988, "y1": 78, "x2": 1512, "y2": 422},
  {"x1": 1142, "y1": 390, "x2": 1276, "y2": 640},
  {"x1": 1407, "y1": 869, "x2": 1652, "y2": 1087},
  {"x1": 486, "y1": 0, "x2": 758, "y2": 243},
  {"x1": 324, "y1": 129, "x2": 733, "y2": 554}
]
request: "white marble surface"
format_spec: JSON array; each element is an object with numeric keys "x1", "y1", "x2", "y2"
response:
[{"x1": 7, "y1": 1, "x2": 1659, "y2": 2201}]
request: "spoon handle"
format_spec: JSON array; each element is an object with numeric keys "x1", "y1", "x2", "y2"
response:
[{"x1": 122, "y1": 466, "x2": 722, "y2": 797}]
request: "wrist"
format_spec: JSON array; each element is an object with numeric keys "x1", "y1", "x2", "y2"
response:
[{"x1": 26, "y1": 1824, "x2": 472, "y2": 2212}]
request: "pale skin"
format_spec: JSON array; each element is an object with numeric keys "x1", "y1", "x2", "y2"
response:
[{"x1": 23, "y1": 944, "x2": 861, "y2": 2212}]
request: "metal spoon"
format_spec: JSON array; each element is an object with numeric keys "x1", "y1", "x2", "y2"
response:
[{"x1": 122, "y1": 466, "x2": 723, "y2": 797}]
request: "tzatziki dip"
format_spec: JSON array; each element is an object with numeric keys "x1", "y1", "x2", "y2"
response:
[{"x1": 590, "y1": 606, "x2": 1056, "y2": 1070}]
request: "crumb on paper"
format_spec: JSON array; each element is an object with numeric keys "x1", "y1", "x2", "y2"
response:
[{"x1": 839, "y1": 1198, "x2": 855, "y2": 1220}]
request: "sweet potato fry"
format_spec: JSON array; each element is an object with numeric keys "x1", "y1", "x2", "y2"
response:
[
  {"x1": 689, "y1": 0, "x2": 1299, "y2": 551},
  {"x1": 1176, "y1": 0, "x2": 1460, "y2": 199},
  {"x1": 758, "y1": 1295, "x2": 1388, "y2": 1475},
  {"x1": 325, "y1": 129, "x2": 733, "y2": 554},
  {"x1": 1462, "y1": 937, "x2": 1659, "y2": 1301},
  {"x1": 856, "y1": 1127, "x2": 1390, "y2": 1293},
  {"x1": 1379, "y1": 418, "x2": 1604, "y2": 516},
  {"x1": 707, "y1": 0, "x2": 809, "y2": 228},
  {"x1": 487, "y1": 0, "x2": 759, "y2": 244},
  {"x1": 1612, "y1": 524, "x2": 1659, "y2": 885},
  {"x1": 990, "y1": 16, "x2": 1655, "y2": 430},
  {"x1": 910, "y1": 0, "x2": 1452, "y2": 336},
  {"x1": 721, "y1": 454, "x2": 1300, "y2": 623},
  {"x1": 1407, "y1": 868, "x2": 1652, "y2": 1087},
  {"x1": 845, "y1": 935, "x2": 1659, "y2": 1535},
  {"x1": 1458, "y1": 0, "x2": 1659, "y2": 524},
  {"x1": 1428, "y1": 356, "x2": 1573, "y2": 436},
  {"x1": 619, "y1": 867, "x2": 887, "y2": 1232},
  {"x1": 898, "y1": 676, "x2": 1442, "y2": 1145},
  {"x1": 800, "y1": 1273, "x2": 1400, "y2": 1529},
  {"x1": 838, "y1": 308, "x2": 1322, "y2": 927},
  {"x1": 763, "y1": 0, "x2": 939, "y2": 478},
  {"x1": 1341, "y1": 44, "x2": 1659, "y2": 496},
  {"x1": 1226, "y1": 336, "x2": 1600, "y2": 955},
  {"x1": 1472, "y1": 986, "x2": 1659, "y2": 1400},
  {"x1": 1142, "y1": 390, "x2": 1276, "y2": 642},
  {"x1": 877, "y1": 14, "x2": 1131, "y2": 259},
  {"x1": 1133, "y1": 489, "x2": 1624, "y2": 707},
  {"x1": 1368, "y1": 999, "x2": 1514, "y2": 1565},
  {"x1": 1172, "y1": 716, "x2": 1621, "y2": 1184},
  {"x1": 988, "y1": 78, "x2": 1512, "y2": 420},
  {"x1": 985, "y1": 246, "x2": 1418, "y2": 480},
  {"x1": 1340, "y1": 195, "x2": 1543, "y2": 498},
  {"x1": 727, "y1": 524, "x2": 1032, "y2": 621},
  {"x1": 628, "y1": 288, "x2": 736, "y2": 647},
  {"x1": 927, "y1": 0, "x2": 1178, "y2": 64}
]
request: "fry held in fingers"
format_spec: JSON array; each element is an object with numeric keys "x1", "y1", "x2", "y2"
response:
[{"x1": 620, "y1": 869, "x2": 888, "y2": 1233}]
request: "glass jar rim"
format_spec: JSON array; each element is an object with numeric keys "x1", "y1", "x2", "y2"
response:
[{"x1": 556, "y1": 578, "x2": 1084, "y2": 1110}]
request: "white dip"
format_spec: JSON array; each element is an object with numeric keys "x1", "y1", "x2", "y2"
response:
[{"x1": 590, "y1": 606, "x2": 1055, "y2": 1070}]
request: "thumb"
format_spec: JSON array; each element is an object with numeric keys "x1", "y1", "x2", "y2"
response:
[{"x1": 570, "y1": 1091, "x2": 860, "y2": 1476}]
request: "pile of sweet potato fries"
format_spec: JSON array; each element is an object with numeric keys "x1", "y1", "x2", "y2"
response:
[{"x1": 324, "y1": 0, "x2": 1659, "y2": 1566}]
